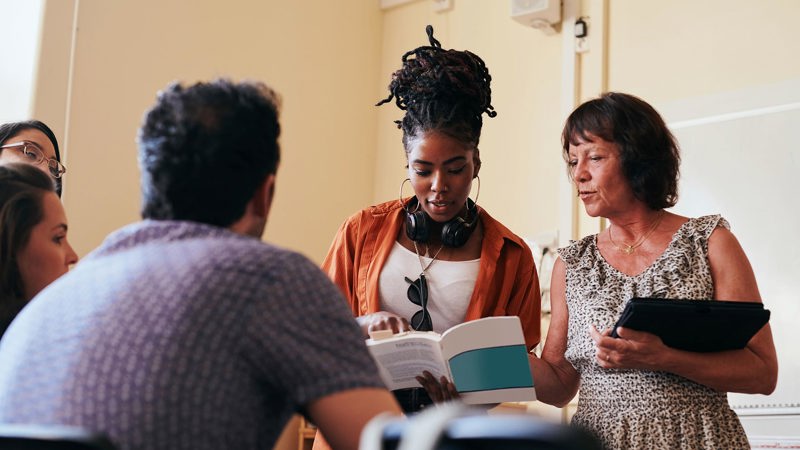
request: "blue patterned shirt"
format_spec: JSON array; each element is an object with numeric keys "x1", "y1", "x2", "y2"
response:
[{"x1": 0, "y1": 221, "x2": 384, "y2": 450}]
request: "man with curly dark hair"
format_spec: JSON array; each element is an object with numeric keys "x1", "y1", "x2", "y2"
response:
[{"x1": 0, "y1": 79, "x2": 401, "y2": 450}]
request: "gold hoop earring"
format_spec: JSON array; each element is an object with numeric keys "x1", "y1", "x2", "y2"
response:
[
  {"x1": 399, "y1": 178, "x2": 419, "y2": 213},
  {"x1": 471, "y1": 175, "x2": 481, "y2": 205}
]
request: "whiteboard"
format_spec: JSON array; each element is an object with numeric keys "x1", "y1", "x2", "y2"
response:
[{"x1": 659, "y1": 79, "x2": 800, "y2": 411}]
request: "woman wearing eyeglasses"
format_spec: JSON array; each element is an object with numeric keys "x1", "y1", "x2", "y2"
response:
[
  {"x1": 0, "y1": 163, "x2": 78, "y2": 337},
  {"x1": 0, "y1": 120, "x2": 67, "y2": 197},
  {"x1": 321, "y1": 26, "x2": 541, "y2": 414}
]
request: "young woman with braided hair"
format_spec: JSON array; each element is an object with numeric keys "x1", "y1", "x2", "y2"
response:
[{"x1": 321, "y1": 25, "x2": 541, "y2": 414}]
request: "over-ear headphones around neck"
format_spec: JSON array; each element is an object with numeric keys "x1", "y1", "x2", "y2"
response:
[{"x1": 404, "y1": 197, "x2": 479, "y2": 248}]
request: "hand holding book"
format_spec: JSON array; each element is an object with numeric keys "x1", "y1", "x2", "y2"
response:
[
  {"x1": 415, "y1": 370, "x2": 459, "y2": 403},
  {"x1": 365, "y1": 316, "x2": 536, "y2": 405}
]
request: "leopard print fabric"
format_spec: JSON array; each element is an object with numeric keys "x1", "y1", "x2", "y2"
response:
[{"x1": 558, "y1": 215, "x2": 750, "y2": 449}]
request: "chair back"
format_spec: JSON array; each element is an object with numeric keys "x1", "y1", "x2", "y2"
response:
[
  {"x1": 360, "y1": 403, "x2": 603, "y2": 450},
  {"x1": 0, "y1": 424, "x2": 116, "y2": 450}
]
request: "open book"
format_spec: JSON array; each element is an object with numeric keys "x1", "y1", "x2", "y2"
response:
[{"x1": 366, "y1": 316, "x2": 536, "y2": 405}]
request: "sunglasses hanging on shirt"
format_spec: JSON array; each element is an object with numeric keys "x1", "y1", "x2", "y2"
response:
[{"x1": 404, "y1": 275, "x2": 432, "y2": 331}]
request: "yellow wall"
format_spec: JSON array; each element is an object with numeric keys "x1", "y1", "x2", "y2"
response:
[
  {"x1": 607, "y1": 0, "x2": 800, "y2": 102},
  {"x1": 34, "y1": 0, "x2": 382, "y2": 262}
]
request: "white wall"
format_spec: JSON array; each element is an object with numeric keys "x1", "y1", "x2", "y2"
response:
[
  {"x1": 0, "y1": 0, "x2": 45, "y2": 122},
  {"x1": 660, "y1": 79, "x2": 800, "y2": 444}
]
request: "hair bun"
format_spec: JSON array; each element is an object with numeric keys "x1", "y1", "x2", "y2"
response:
[{"x1": 376, "y1": 25, "x2": 496, "y2": 145}]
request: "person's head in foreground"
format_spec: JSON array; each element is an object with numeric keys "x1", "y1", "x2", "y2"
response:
[{"x1": 138, "y1": 79, "x2": 281, "y2": 235}]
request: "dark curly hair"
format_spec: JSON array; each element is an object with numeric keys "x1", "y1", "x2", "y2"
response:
[
  {"x1": 0, "y1": 120, "x2": 63, "y2": 197},
  {"x1": 138, "y1": 79, "x2": 281, "y2": 227},
  {"x1": 562, "y1": 92, "x2": 681, "y2": 210},
  {"x1": 0, "y1": 163, "x2": 57, "y2": 336},
  {"x1": 377, "y1": 25, "x2": 496, "y2": 152}
]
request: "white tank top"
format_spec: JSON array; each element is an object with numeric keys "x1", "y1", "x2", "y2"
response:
[{"x1": 378, "y1": 241, "x2": 480, "y2": 333}]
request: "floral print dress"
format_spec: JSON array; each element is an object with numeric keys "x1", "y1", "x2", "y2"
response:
[{"x1": 559, "y1": 215, "x2": 749, "y2": 449}]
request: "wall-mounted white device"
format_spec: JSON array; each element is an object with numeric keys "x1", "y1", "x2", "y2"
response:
[{"x1": 510, "y1": 0, "x2": 562, "y2": 35}]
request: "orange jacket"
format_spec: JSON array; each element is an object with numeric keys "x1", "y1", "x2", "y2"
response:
[{"x1": 322, "y1": 199, "x2": 541, "y2": 351}]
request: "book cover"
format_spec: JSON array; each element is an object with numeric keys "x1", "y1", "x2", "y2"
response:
[{"x1": 366, "y1": 316, "x2": 536, "y2": 404}]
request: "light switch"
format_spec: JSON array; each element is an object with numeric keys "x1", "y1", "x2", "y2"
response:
[{"x1": 432, "y1": 0, "x2": 453, "y2": 13}]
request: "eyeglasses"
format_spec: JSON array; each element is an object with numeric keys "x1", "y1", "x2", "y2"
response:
[
  {"x1": 0, "y1": 141, "x2": 67, "y2": 178},
  {"x1": 404, "y1": 275, "x2": 432, "y2": 331}
]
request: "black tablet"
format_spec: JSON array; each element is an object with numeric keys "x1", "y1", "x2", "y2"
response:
[{"x1": 610, "y1": 297, "x2": 770, "y2": 352}]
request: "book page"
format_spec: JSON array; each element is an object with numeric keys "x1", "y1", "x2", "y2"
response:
[
  {"x1": 440, "y1": 316, "x2": 536, "y2": 404},
  {"x1": 366, "y1": 332, "x2": 449, "y2": 391}
]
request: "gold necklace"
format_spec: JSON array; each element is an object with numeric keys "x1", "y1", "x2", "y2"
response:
[
  {"x1": 412, "y1": 241, "x2": 444, "y2": 275},
  {"x1": 608, "y1": 211, "x2": 665, "y2": 255}
]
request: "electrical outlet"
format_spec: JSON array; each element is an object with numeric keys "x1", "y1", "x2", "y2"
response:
[{"x1": 432, "y1": 0, "x2": 453, "y2": 13}]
